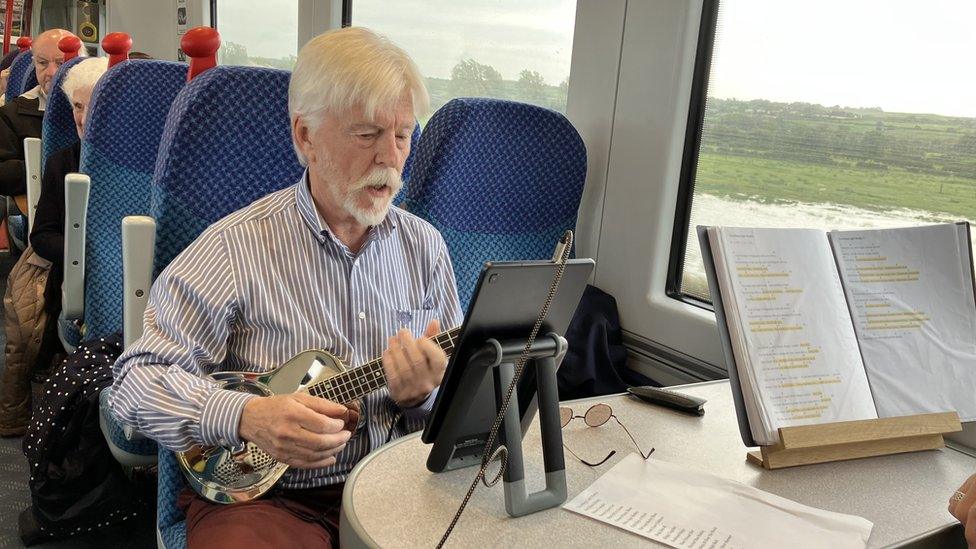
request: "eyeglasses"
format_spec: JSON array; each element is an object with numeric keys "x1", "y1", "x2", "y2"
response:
[{"x1": 559, "y1": 403, "x2": 654, "y2": 467}]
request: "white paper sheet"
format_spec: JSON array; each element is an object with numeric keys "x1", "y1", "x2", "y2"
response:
[
  {"x1": 709, "y1": 227, "x2": 878, "y2": 444},
  {"x1": 564, "y1": 454, "x2": 873, "y2": 549},
  {"x1": 830, "y1": 224, "x2": 976, "y2": 421}
]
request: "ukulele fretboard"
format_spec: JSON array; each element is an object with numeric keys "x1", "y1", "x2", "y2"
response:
[{"x1": 306, "y1": 327, "x2": 460, "y2": 403}]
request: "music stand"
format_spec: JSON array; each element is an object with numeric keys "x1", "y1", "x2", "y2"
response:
[{"x1": 423, "y1": 259, "x2": 593, "y2": 516}]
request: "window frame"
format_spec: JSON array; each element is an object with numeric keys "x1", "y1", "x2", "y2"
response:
[
  {"x1": 666, "y1": 0, "x2": 719, "y2": 312},
  {"x1": 589, "y1": 0, "x2": 727, "y2": 379}
]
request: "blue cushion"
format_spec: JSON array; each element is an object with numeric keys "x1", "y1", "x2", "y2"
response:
[
  {"x1": 41, "y1": 56, "x2": 86, "y2": 171},
  {"x1": 404, "y1": 98, "x2": 587, "y2": 309},
  {"x1": 5, "y1": 50, "x2": 36, "y2": 102},
  {"x1": 80, "y1": 60, "x2": 186, "y2": 339},
  {"x1": 394, "y1": 123, "x2": 422, "y2": 207},
  {"x1": 151, "y1": 66, "x2": 304, "y2": 274}
]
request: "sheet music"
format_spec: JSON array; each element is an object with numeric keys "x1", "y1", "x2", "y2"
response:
[
  {"x1": 830, "y1": 223, "x2": 976, "y2": 420},
  {"x1": 709, "y1": 227, "x2": 878, "y2": 444},
  {"x1": 564, "y1": 454, "x2": 873, "y2": 549}
]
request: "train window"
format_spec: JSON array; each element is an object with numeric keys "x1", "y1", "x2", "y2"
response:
[
  {"x1": 672, "y1": 0, "x2": 976, "y2": 305},
  {"x1": 215, "y1": 0, "x2": 299, "y2": 69},
  {"x1": 349, "y1": 0, "x2": 577, "y2": 121}
]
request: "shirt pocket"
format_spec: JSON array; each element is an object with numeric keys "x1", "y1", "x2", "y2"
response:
[{"x1": 383, "y1": 307, "x2": 441, "y2": 339}]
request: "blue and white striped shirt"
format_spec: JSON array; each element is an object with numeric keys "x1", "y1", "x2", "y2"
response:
[{"x1": 110, "y1": 174, "x2": 462, "y2": 488}]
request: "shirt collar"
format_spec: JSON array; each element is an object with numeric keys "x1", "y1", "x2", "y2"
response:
[{"x1": 294, "y1": 171, "x2": 398, "y2": 248}]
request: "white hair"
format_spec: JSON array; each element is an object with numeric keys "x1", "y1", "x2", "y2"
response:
[
  {"x1": 62, "y1": 56, "x2": 108, "y2": 99},
  {"x1": 288, "y1": 27, "x2": 429, "y2": 166}
]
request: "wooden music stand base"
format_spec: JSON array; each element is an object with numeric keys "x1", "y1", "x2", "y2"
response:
[{"x1": 746, "y1": 411, "x2": 962, "y2": 470}]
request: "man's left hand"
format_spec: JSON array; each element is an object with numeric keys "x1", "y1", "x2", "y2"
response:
[{"x1": 382, "y1": 319, "x2": 447, "y2": 407}]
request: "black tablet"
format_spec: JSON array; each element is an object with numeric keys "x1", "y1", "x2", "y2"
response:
[{"x1": 423, "y1": 258, "x2": 594, "y2": 472}]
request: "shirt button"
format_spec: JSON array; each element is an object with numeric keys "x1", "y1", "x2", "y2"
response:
[{"x1": 358, "y1": 311, "x2": 366, "y2": 320}]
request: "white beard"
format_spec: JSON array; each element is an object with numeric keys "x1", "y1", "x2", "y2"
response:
[{"x1": 328, "y1": 167, "x2": 404, "y2": 227}]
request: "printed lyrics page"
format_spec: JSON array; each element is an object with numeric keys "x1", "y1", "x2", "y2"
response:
[
  {"x1": 830, "y1": 224, "x2": 976, "y2": 420},
  {"x1": 712, "y1": 227, "x2": 878, "y2": 443}
]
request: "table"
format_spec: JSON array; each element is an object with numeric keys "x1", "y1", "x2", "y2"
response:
[{"x1": 340, "y1": 380, "x2": 971, "y2": 548}]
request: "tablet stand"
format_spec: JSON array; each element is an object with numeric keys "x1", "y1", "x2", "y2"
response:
[{"x1": 479, "y1": 333, "x2": 568, "y2": 517}]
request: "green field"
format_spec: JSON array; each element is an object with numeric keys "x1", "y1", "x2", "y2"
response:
[
  {"x1": 696, "y1": 153, "x2": 976, "y2": 221},
  {"x1": 696, "y1": 99, "x2": 976, "y2": 219}
]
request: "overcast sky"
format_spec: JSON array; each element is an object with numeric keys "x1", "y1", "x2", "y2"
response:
[
  {"x1": 219, "y1": 0, "x2": 975, "y2": 118},
  {"x1": 709, "y1": 0, "x2": 976, "y2": 118},
  {"x1": 219, "y1": 0, "x2": 575, "y2": 84}
]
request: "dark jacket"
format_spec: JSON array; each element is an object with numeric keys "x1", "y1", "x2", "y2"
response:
[
  {"x1": 30, "y1": 142, "x2": 80, "y2": 317},
  {"x1": 0, "y1": 92, "x2": 44, "y2": 196}
]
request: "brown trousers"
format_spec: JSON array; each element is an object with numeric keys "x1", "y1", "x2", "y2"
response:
[{"x1": 177, "y1": 483, "x2": 343, "y2": 549}]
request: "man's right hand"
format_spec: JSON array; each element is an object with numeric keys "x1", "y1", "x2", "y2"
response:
[{"x1": 238, "y1": 393, "x2": 352, "y2": 469}]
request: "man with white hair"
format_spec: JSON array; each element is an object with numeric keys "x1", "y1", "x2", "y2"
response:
[
  {"x1": 110, "y1": 27, "x2": 461, "y2": 547},
  {"x1": 0, "y1": 28, "x2": 82, "y2": 197}
]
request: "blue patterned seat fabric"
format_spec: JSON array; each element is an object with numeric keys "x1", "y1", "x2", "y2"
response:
[
  {"x1": 41, "y1": 56, "x2": 86, "y2": 170},
  {"x1": 4, "y1": 50, "x2": 37, "y2": 102},
  {"x1": 81, "y1": 60, "x2": 187, "y2": 340},
  {"x1": 151, "y1": 66, "x2": 303, "y2": 274},
  {"x1": 404, "y1": 97, "x2": 587, "y2": 310},
  {"x1": 394, "y1": 123, "x2": 422, "y2": 206}
]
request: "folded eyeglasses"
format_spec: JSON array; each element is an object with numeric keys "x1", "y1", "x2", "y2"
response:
[{"x1": 559, "y1": 403, "x2": 654, "y2": 467}]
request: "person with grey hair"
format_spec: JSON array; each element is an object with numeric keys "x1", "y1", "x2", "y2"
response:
[
  {"x1": 0, "y1": 53, "x2": 103, "y2": 435},
  {"x1": 109, "y1": 27, "x2": 460, "y2": 547},
  {"x1": 31, "y1": 56, "x2": 109, "y2": 295},
  {"x1": 23, "y1": 56, "x2": 109, "y2": 387},
  {"x1": 0, "y1": 28, "x2": 84, "y2": 197}
]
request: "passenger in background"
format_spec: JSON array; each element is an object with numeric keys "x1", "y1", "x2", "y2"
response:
[
  {"x1": 0, "y1": 28, "x2": 81, "y2": 197},
  {"x1": 31, "y1": 57, "x2": 110, "y2": 359},
  {"x1": 0, "y1": 56, "x2": 107, "y2": 436},
  {"x1": 111, "y1": 27, "x2": 461, "y2": 548}
]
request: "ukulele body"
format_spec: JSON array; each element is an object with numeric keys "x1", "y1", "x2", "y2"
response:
[{"x1": 176, "y1": 349, "x2": 346, "y2": 504}]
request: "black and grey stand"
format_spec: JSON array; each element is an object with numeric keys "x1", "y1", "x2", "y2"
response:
[{"x1": 483, "y1": 333, "x2": 568, "y2": 517}]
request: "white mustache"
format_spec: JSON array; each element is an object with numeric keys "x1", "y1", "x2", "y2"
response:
[{"x1": 352, "y1": 168, "x2": 403, "y2": 193}]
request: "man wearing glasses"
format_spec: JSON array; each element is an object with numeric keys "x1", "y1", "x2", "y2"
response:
[{"x1": 0, "y1": 28, "x2": 80, "y2": 197}]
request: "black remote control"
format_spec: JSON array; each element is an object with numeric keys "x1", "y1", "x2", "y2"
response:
[{"x1": 627, "y1": 386, "x2": 706, "y2": 416}]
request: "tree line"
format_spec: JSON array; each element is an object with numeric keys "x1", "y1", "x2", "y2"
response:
[
  {"x1": 701, "y1": 98, "x2": 976, "y2": 182},
  {"x1": 218, "y1": 44, "x2": 569, "y2": 114}
]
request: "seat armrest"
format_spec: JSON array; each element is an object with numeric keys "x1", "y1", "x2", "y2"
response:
[
  {"x1": 62, "y1": 173, "x2": 90, "y2": 320},
  {"x1": 122, "y1": 216, "x2": 156, "y2": 349},
  {"x1": 23, "y1": 137, "x2": 41, "y2": 232}
]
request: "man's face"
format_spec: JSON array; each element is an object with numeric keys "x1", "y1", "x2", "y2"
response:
[
  {"x1": 71, "y1": 85, "x2": 93, "y2": 139},
  {"x1": 304, "y1": 92, "x2": 415, "y2": 227},
  {"x1": 33, "y1": 37, "x2": 65, "y2": 95}
]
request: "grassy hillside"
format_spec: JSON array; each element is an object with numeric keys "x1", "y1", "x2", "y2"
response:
[{"x1": 696, "y1": 99, "x2": 976, "y2": 217}]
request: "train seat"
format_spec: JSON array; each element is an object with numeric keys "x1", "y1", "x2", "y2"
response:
[
  {"x1": 20, "y1": 56, "x2": 87, "y2": 233},
  {"x1": 395, "y1": 123, "x2": 422, "y2": 206},
  {"x1": 60, "y1": 60, "x2": 187, "y2": 470},
  {"x1": 403, "y1": 97, "x2": 587, "y2": 310},
  {"x1": 144, "y1": 64, "x2": 300, "y2": 549},
  {"x1": 62, "y1": 60, "x2": 187, "y2": 340},
  {"x1": 4, "y1": 50, "x2": 38, "y2": 103},
  {"x1": 40, "y1": 57, "x2": 87, "y2": 171},
  {"x1": 3, "y1": 50, "x2": 39, "y2": 248}
]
